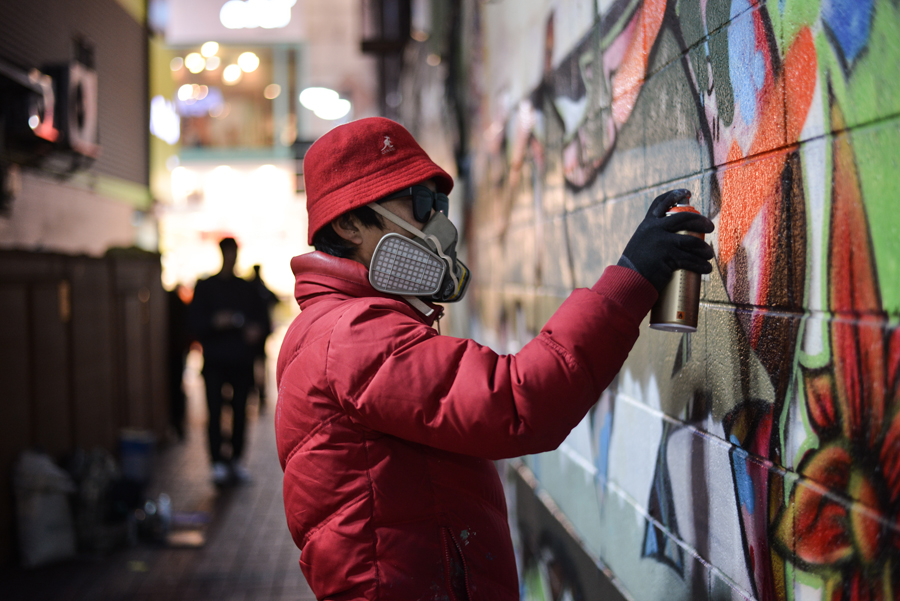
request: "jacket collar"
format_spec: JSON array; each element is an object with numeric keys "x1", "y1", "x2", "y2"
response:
[{"x1": 291, "y1": 251, "x2": 443, "y2": 326}]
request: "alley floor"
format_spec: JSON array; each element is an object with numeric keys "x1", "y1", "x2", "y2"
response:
[{"x1": 1, "y1": 348, "x2": 316, "y2": 601}]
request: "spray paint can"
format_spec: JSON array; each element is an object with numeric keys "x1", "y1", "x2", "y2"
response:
[{"x1": 649, "y1": 203, "x2": 704, "y2": 332}]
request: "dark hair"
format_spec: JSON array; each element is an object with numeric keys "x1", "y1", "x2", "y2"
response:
[
  {"x1": 219, "y1": 237, "x2": 238, "y2": 252},
  {"x1": 312, "y1": 205, "x2": 384, "y2": 259}
]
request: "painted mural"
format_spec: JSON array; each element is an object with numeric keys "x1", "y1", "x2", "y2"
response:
[{"x1": 461, "y1": 0, "x2": 900, "y2": 599}]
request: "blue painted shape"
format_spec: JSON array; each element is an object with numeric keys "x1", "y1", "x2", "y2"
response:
[
  {"x1": 728, "y1": 0, "x2": 767, "y2": 124},
  {"x1": 641, "y1": 424, "x2": 684, "y2": 576},
  {"x1": 644, "y1": 525, "x2": 659, "y2": 556},
  {"x1": 729, "y1": 434, "x2": 756, "y2": 515},
  {"x1": 822, "y1": 0, "x2": 874, "y2": 65}
]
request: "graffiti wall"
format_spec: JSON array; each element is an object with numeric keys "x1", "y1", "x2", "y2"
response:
[{"x1": 461, "y1": 0, "x2": 900, "y2": 599}]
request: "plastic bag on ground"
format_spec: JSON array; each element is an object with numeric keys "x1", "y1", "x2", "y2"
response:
[{"x1": 13, "y1": 450, "x2": 78, "y2": 567}]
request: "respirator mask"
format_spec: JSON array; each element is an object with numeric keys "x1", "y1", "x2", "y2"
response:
[{"x1": 366, "y1": 185, "x2": 470, "y2": 312}]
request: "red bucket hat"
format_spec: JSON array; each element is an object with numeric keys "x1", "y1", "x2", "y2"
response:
[{"x1": 303, "y1": 117, "x2": 454, "y2": 245}]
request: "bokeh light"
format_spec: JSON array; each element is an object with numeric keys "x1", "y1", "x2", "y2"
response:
[
  {"x1": 222, "y1": 64, "x2": 242, "y2": 84},
  {"x1": 238, "y1": 52, "x2": 260, "y2": 73},
  {"x1": 299, "y1": 87, "x2": 351, "y2": 121},
  {"x1": 299, "y1": 87, "x2": 338, "y2": 111},
  {"x1": 209, "y1": 103, "x2": 230, "y2": 118},
  {"x1": 185, "y1": 52, "x2": 205, "y2": 73},
  {"x1": 313, "y1": 98, "x2": 351, "y2": 121},
  {"x1": 200, "y1": 41, "x2": 219, "y2": 57},
  {"x1": 264, "y1": 84, "x2": 281, "y2": 100},
  {"x1": 220, "y1": 0, "x2": 297, "y2": 30}
]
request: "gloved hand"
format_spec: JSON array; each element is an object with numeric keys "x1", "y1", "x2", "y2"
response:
[{"x1": 619, "y1": 189, "x2": 715, "y2": 294}]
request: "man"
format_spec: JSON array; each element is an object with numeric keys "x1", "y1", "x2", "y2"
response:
[
  {"x1": 190, "y1": 237, "x2": 269, "y2": 485},
  {"x1": 166, "y1": 284, "x2": 191, "y2": 440},
  {"x1": 249, "y1": 264, "x2": 278, "y2": 414},
  {"x1": 275, "y1": 118, "x2": 713, "y2": 599}
]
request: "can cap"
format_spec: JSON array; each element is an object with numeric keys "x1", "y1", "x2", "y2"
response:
[{"x1": 666, "y1": 204, "x2": 700, "y2": 215}]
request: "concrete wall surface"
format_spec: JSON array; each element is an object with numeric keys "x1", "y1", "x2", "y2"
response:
[{"x1": 458, "y1": 0, "x2": 900, "y2": 599}]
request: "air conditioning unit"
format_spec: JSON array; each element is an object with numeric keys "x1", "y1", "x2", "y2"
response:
[
  {"x1": 0, "y1": 56, "x2": 101, "y2": 175},
  {"x1": 0, "y1": 59, "x2": 59, "y2": 164},
  {"x1": 45, "y1": 61, "x2": 100, "y2": 161}
]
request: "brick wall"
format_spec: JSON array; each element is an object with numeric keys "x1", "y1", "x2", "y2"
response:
[
  {"x1": 0, "y1": 0, "x2": 149, "y2": 257},
  {"x1": 0, "y1": 0, "x2": 148, "y2": 186},
  {"x1": 460, "y1": 1, "x2": 900, "y2": 598}
]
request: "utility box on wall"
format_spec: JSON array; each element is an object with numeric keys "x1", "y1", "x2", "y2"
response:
[{"x1": 0, "y1": 249, "x2": 168, "y2": 564}]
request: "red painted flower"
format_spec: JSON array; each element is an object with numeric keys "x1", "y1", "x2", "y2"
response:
[{"x1": 774, "y1": 102, "x2": 900, "y2": 600}]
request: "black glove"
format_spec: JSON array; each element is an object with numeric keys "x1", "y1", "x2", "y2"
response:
[{"x1": 619, "y1": 189, "x2": 715, "y2": 294}]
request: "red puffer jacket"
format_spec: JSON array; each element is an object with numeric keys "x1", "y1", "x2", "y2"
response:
[{"x1": 276, "y1": 252, "x2": 656, "y2": 600}]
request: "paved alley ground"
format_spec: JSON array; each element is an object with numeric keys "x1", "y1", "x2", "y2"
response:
[{"x1": 2, "y1": 346, "x2": 316, "y2": 601}]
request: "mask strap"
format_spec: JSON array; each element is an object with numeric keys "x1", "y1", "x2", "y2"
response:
[
  {"x1": 368, "y1": 203, "x2": 460, "y2": 291},
  {"x1": 402, "y1": 295, "x2": 434, "y2": 317},
  {"x1": 369, "y1": 202, "x2": 426, "y2": 237}
]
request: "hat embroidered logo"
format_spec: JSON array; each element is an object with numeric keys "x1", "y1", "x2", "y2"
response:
[{"x1": 380, "y1": 136, "x2": 395, "y2": 154}]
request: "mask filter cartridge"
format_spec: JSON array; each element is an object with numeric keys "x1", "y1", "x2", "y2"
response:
[{"x1": 369, "y1": 233, "x2": 447, "y2": 297}]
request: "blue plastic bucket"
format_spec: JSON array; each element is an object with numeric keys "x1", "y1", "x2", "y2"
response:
[{"x1": 119, "y1": 430, "x2": 156, "y2": 484}]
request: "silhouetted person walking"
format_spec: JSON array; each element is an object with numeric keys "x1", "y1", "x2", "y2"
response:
[
  {"x1": 249, "y1": 264, "x2": 278, "y2": 413},
  {"x1": 166, "y1": 285, "x2": 192, "y2": 440},
  {"x1": 189, "y1": 238, "x2": 269, "y2": 485}
]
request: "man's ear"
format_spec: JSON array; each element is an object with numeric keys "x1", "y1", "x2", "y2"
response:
[{"x1": 330, "y1": 215, "x2": 363, "y2": 246}]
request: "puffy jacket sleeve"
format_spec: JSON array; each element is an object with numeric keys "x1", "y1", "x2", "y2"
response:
[{"x1": 326, "y1": 265, "x2": 656, "y2": 460}]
